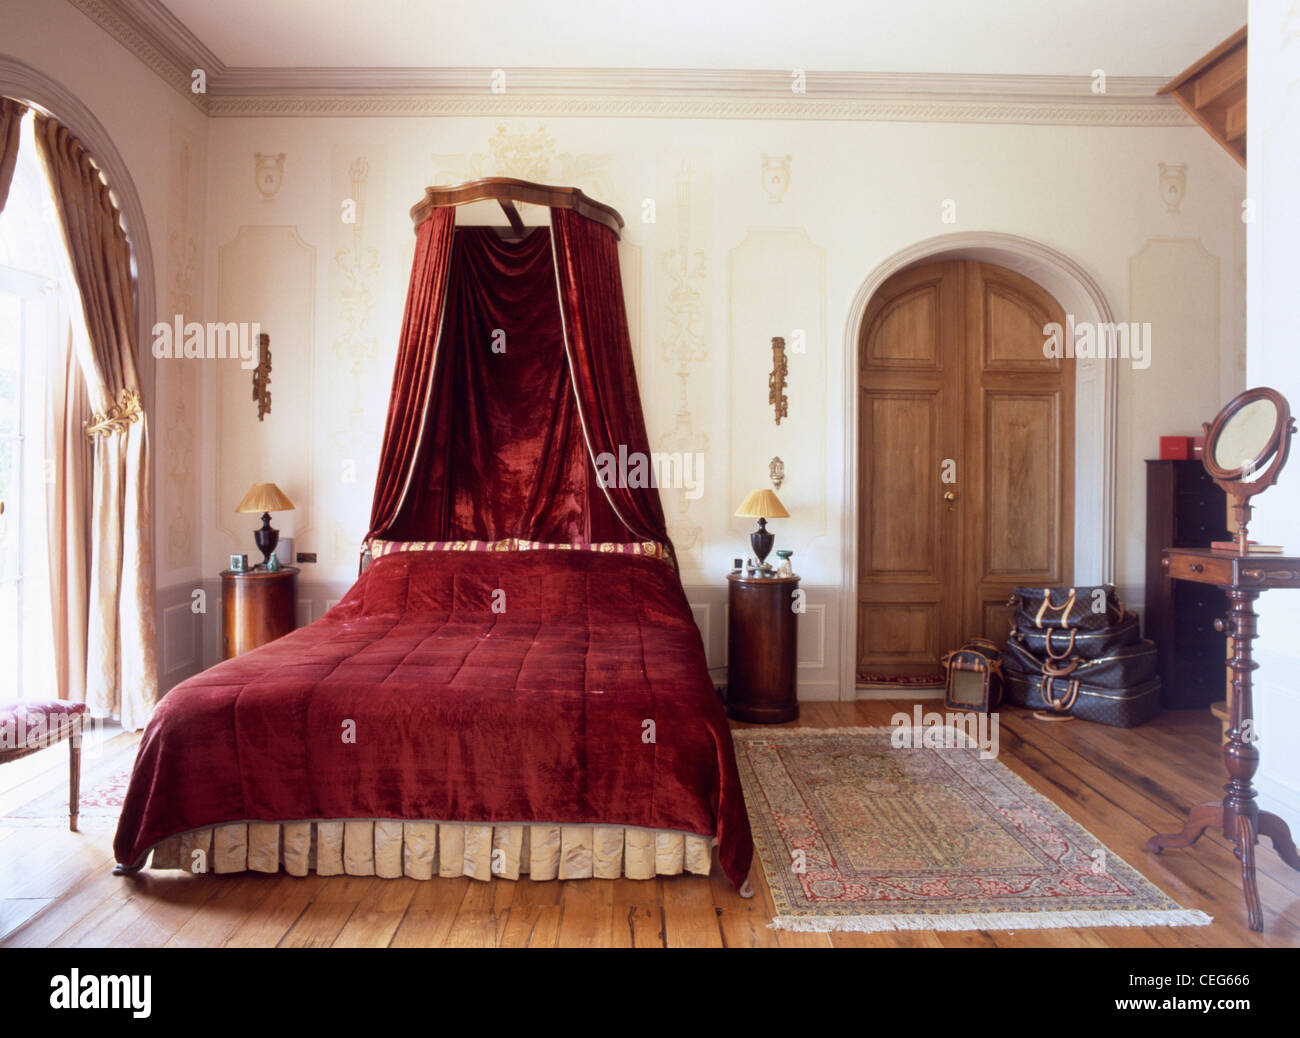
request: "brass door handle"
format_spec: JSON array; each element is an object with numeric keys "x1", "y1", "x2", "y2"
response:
[{"x1": 943, "y1": 490, "x2": 956, "y2": 511}]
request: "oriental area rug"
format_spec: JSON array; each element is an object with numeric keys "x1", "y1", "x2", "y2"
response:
[
  {"x1": 733, "y1": 727, "x2": 1211, "y2": 932},
  {"x1": 3, "y1": 745, "x2": 136, "y2": 832}
]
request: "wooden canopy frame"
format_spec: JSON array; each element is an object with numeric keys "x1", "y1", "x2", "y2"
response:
[{"x1": 409, "y1": 176, "x2": 625, "y2": 240}]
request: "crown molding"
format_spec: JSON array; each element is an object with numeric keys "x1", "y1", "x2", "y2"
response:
[
  {"x1": 66, "y1": 0, "x2": 1192, "y2": 126},
  {"x1": 66, "y1": 0, "x2": 221, "y2": 110}
]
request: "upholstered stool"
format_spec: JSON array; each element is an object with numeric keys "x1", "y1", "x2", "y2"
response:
[{"x1": 0, "y1": 701, "x2": 87, "y2": 830}]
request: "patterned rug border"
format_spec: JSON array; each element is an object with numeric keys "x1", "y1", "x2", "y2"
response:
[{"x1": 733, "y1": 726, "x2": 1213, "y2": 932}]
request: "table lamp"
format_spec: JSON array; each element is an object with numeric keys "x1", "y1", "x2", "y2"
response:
[
  {"x1": 236, "y1": 482, "x2": 295, "y2": 568},
  {"x1": 734, "y1": 488, "x2": 789, "y2": 567}
]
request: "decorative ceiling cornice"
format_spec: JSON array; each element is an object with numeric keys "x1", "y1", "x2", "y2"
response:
[
  {"x1": 66, "y1": 0, "x2": 221, "y2": 110},
  {"x1": 66, "y1": 0, "x2": 1193, "y2": 127}
]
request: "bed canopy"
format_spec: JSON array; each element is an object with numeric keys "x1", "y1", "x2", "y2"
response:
[{"x1": 365, "y1": 177, "x2": 672, "y2": 557}]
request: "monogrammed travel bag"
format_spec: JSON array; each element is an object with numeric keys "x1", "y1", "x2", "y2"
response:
[
  {"x1": 1011, "y1": 585, "x2": 1125, "y2": 632},
  {"x1": 1001, "y1": 631, "x2": 1160, "y2": 691},
  {"x1": 1002, "y1": 672, "x2": 1162, "y2": 727},
  {"x1": 1011, "y1": 610, "x2": 1143, "y2": 659}
]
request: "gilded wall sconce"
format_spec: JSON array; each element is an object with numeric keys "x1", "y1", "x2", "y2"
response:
[
  {"x1": 769, "y1": 336, "x2": 788, "y2": 426},
  {"x1": 252, "y1": 332, "x2": 272, "y2": 421}
]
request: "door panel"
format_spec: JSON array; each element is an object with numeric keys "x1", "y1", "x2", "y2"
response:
[
  {"x1": 963, "y1": 262, "x2": 1073, "y2": 645},
  {"x1": 864, "y1": 285, "x2": 942, "y2": 368},
  {"x1": 983, "y1": 392, "x2": 1059, "y2": 575},
  {"x1": 863, "y1": 393, "x2": 937, "y2": 573},
  {"x1": 857, "y1": 262, "x2": 963, "y2": 677},
  {"x1": 857, "y1": 260, "x2": 1073, "y2": 681}
]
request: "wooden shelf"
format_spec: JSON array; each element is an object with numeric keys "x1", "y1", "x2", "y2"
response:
[{"x1": 1158, "y1": 27, "x2": 1247, "y2": 168}]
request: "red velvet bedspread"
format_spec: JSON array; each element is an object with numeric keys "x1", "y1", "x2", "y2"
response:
[{"x1": 114, "y1": 550, "x2": 753, "y2": 888}]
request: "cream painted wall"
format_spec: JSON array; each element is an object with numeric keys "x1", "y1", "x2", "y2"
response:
[
  {"x1": 1, "y1": 1, "x2": 1249, "y2": 700},
  {"x1": 194, "y1": 113, "x2": 1245, "y2": 690},
  {"x1": 1247, "y1": 0, "x2": 1300, "y2": 830}
]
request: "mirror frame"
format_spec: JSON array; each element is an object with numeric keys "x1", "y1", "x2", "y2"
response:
[{"x1": 1201, "y1": 386, "x2": 1295, "y2": 554}]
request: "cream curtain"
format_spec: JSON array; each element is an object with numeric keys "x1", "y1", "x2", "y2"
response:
[
  {"x1": 0, "y1": 97, "x2": 26, "y2": 213},
  {"x1": 34, "y1": 113, "x2": 157, "y2": 729},
  {"x1": 45, "y1": 323, "x2": 93, "y2": 704}
]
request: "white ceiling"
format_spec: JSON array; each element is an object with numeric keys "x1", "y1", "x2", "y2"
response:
[{"x1": 159, "y1": 0, "x2": 1246, "y2": 77}]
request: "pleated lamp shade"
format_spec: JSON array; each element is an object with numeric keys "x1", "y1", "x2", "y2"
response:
[
  {"x1": 236, "y1": 482, "x2": 295, "y2": 514},
  {"x1": 236, "y1": 483, "x2": 295, "y2": 568},
  {"x1": 734, "y1": 489, "x2": 788, "y2": 565},
  {"x1": 734, "y1": 489, "x2": 789, "y2": 519}
]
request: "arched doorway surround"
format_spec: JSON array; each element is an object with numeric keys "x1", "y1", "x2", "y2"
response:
[{"x1": 839, "y1": 232, "x2": 1117, "y2": 699}]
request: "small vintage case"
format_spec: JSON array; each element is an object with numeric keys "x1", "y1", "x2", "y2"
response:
[
  {"x1": 940, "y1": 638, "x2": 1004, "y2": 713},
  {"x1": 229, "y1": 553, "x2": 248, "y2": 572},
  {"x1": 1159, "y1": 435, "x2": 1190, "y2": 460}
]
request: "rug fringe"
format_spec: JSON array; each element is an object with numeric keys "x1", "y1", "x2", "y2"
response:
[
  {"x1": 734, "y1": 725, "x2": 894, "y2": 739},
  {"x1": 768, "y1": 908, "x2": 1214, "y2": 933}
]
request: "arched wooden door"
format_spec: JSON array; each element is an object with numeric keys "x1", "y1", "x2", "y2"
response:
[{"x1": 857, "y1": 260, "x2": 1074, "y2": 680}]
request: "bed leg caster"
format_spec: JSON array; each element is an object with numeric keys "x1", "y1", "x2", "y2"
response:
[
  {"x1": 112, "y1": 862, "x2": 144, "y2": 877},
  {"x1": 738, "y1": 880, "x2": 754, "y2": 899}
]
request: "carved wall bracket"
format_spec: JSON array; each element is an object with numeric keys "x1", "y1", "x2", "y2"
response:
[
  {"x1": 253, "y1": 332, "x2": 272, "y2": 421},
  {"x1": 769, "y1": 335, "x2": 788, "y2": 425}
]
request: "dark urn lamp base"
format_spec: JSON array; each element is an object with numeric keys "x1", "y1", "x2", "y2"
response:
[
  {"x1": 252, "y1": 512, "x2": 279, "y2": 567},
  {"x1": 750, "y1": 517, "x2": 774, "y2": 566}
]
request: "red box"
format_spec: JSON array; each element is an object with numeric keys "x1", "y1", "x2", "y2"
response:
[{"x1": 1160, "y1": 435, "x2": 1191, "y2": 460}]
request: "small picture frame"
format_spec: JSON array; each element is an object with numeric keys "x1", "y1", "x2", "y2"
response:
[{"x1": 229, "y1": 553, "x2": 249, "y2": 572}]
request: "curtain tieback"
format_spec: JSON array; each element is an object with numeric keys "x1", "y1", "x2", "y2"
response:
[{"x1": 84, "y1": 387, "x2": 143, "y2": 440}]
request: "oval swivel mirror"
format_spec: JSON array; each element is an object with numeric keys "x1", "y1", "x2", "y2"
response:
[{"x1": 1201, "y1": 386, "x2": 1296, "y2": 554}]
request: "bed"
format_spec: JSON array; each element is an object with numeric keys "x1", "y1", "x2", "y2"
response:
[{"x1": 113, "y1": 179, "x2": 755, "y2": 892}]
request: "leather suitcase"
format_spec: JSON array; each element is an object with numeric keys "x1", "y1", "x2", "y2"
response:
[
  {"x1": 1012, "y1": 585, "x2": 1125, "y2": 632},
  {"x1": 1010, "y1": 611, "x2": 1143, "y2": 660},
  {"x1": 1003, "y1": 672, "x2": 1162, "y2": 728},
  {"x1": 1002, "y1": 633, "x2": 1159, "y2": 691}
]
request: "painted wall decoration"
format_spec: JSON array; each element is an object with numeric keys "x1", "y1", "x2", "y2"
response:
[
  {"x1": 1159, "y1": 162, "x2": 1187, "y2": 212},
  {"x1": 254, "y1": 151, "x2": 285, "y2": 200},
  {"x1": 161, "y1": 122, "x2": 202, "y2": 576},
  {"x1": 655, "y1": 159, "x2": 710, "y2": 568},
  {"x1": 327, "y1": 147, "x2": 386, "y2": 565},
  {"x1": 432, "y1": 123, "x2": 613, "y2": 201},
  {"x1": 761, "y1": 153, "x2": 791, "y2": 203}
]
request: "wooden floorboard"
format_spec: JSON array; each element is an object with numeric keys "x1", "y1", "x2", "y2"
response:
[{"x1": 3, "y1": 698, "x2": 1297, "y2": 947}]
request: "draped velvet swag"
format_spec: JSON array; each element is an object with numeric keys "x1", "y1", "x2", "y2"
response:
[{"x1": 365, "y1": 194, "x2": 671, "y2": 556}]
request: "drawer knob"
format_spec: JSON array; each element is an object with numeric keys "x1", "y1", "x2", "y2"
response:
[{"x1": 1189, "y1": 563, "x2": 1203, "y2": 573}]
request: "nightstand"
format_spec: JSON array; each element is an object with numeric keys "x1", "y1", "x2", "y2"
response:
[
  {"x1": 221, "y1": 566, "x2": 298, "y2": 659},
  {"x1": 726, "y1": 572, "x2": 799, "y2": 723}
]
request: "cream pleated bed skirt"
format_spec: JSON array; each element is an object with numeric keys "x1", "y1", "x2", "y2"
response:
[{"x1": 147, "y1": 820, "x2": 715, "y2": 882}]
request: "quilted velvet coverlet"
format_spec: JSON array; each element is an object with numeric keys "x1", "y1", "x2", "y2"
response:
[{"x1": 113, "y1": 550, "x2": 753, "y2": 888}]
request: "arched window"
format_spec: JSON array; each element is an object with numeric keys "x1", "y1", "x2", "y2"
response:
[{"x1": 0, "y1": 107, "x2": 89, "y2": 703}]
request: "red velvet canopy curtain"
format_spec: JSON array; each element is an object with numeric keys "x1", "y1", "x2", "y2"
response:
[
  {"x1": 367, "y1": 199, "x2": 671, "y2": 555},
  {"x1": 550, "y1": 207, "x2": 670, "y2": 547},
  {"x1": 365, "y1": 206, "x2": 456, "y2": 543},
  {"x1": 387, "y1": 227, "x2": 600, "y2": 543}
]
